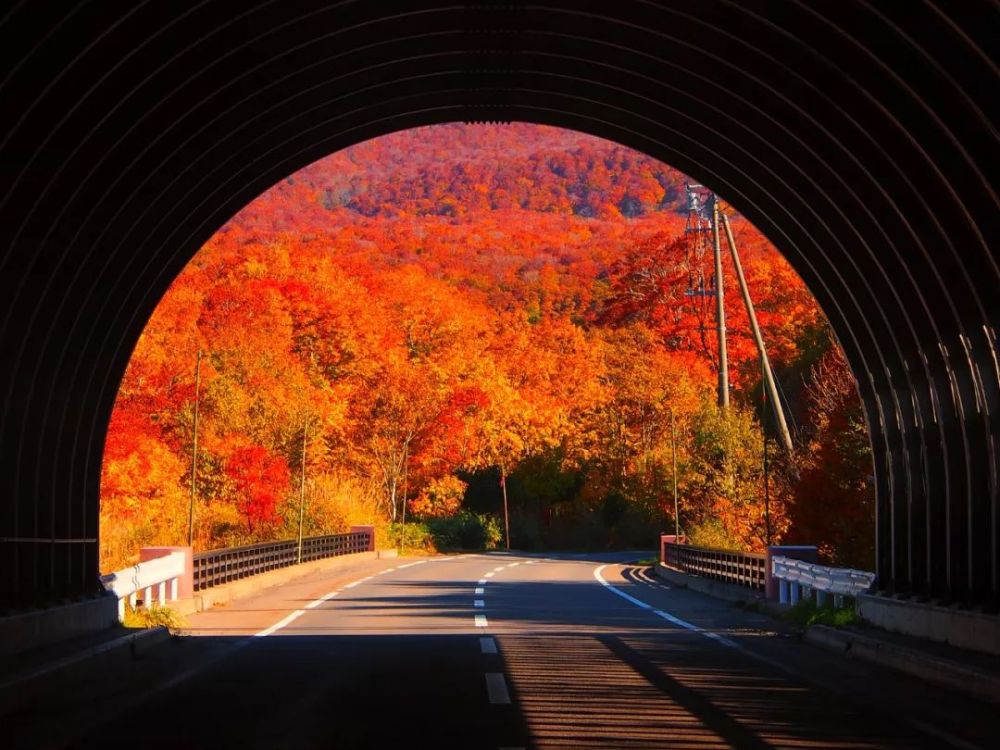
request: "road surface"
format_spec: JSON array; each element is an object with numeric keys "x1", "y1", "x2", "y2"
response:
[{"x1": 6, "y1": 552, "x2": 997, "y2": 749}]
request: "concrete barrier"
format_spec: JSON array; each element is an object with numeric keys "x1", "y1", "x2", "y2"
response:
[
  {"x1": 0, "y1": 596, "x2": 119, "y2": 657},
  {"x1": 857, "y1": 593, "x2": 1000, "y2": 657}
]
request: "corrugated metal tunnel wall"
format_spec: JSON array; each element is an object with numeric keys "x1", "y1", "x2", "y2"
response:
[{"x1": 0, "y1": 1, "x2": 997, "y2": 610}]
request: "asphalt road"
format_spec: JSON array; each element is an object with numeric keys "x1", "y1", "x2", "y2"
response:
[{"x1": 7, "y1": 552, "x2": 998, "y2": 749}]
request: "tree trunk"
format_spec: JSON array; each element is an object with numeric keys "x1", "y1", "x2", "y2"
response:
[{"x1": 501, "y1": 471, "x2": 511, "y2": 551}]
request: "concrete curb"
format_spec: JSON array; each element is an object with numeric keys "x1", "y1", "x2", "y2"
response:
[
  {"x1": 0, "y1": 626, "x2": 171, "y2": 696},
  {"x1": 805, "y1": 624, "x2": 1000, "y2": 704},
  {"x1": 653, "y1": 561, "x2": 1000, "y2": 705},
  {"x1": 654, "y1": 561, "x2": 767, "y2": 606}
]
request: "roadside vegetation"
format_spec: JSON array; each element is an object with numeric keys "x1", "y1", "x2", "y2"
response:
[{"x1": 101, "y1": 124, "x2": 873, "y2": 572}]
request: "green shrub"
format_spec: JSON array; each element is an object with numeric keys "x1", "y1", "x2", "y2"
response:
[
  {"x1": 781, "y1": 599, "x2": 859, "y2": 629},
  {"x1": 389, "y1": 521, "x2": 436, "y2": 553},
  {"x1": 123, "y1": 603, "x2": 185, "y2": 630},
  {"x1": 426, "y1": 510, "x2": 503, "y2": 550}
]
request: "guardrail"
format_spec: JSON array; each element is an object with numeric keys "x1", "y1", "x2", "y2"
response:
[
  {"x1": 772, "y1": 555, "x2": 875, "y2": 607},
  {"x1": 192, "y1": 529, "x2": 373, "y2": 591},
  {"x1": 663, "y1": 540, "x2": 767, "y2": 591},
  {"x1": 100, "y1": 551, "x2": 186, "y2": 620}
]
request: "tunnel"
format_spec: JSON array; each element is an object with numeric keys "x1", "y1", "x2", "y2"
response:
[{"x1": 0, "y1": 1, "x2": 996, "y2": 611}]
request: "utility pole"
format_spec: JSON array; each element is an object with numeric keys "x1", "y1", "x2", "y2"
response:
[
  {"x1": 399, "y1": 442, "x2": 409, "y2": 551},
  {"x1": 720, "y1": 213, "x2": 794, "y2": 455},
  {"x1": 187, "y1": 350, "x2": 202, "y2": 547},
  {"x1": 762, "y1": 357, "x2": 772, "y2": 546},
  {"x1": 670, "y1": 408, "x2": 679, "y2": 539},
  {"x1": 297, "y1": 422, "x2": 307, "y2": 564},
  {"x1": 712, "y1": 196, "x2": 730, "y2": 409}
]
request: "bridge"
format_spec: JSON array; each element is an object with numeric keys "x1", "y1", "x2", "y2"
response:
[
  {"x1": 0, "y1": 1, "x2": 997, "y2": 746},
  {"x1": 4, "y1": 544, "x2": 998, "y2": 748}
]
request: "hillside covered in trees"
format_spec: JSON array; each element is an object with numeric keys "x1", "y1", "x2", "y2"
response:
[{"x1": 100, "y1": 123, "x2": 873, "y2": 572}]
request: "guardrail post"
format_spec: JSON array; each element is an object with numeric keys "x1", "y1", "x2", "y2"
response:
[
  {"x1": 834, "y1": 594, "x2": 844, "y2": 609},
  {"x1": 659, "y1": 534, "x2": 684, "y2": 564},
  {"x1": 816, "y1": 589, "x2": 828, "y2": 607},
  {"x1": 141, "y1": 546, "x2": 193, "y2": 599},
  {"x1": 789, "y1": 582, "x2": 800, "y2": 605},
  {"x1": 779, "y1": 579, "x2": 789, "y2": 604},
  {"x1": 350, "y1": 525, "x2": 376, "y2": 551}
]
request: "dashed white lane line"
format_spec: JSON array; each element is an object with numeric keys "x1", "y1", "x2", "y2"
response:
[
  {"x1": 480, "y1": 637, "x2": 498, "y2": 654},
  {"x1": 493, "y1": 565, "x2": 506, "y2": 571},
  {"x1": 475, "y1": 614, "x2": 489, "y2": 627},
  {"x1": 484, "y1": 572, "x2": 496, "y2": 578},
  {"x1": 485, "y1": 673, "x2": 511, "y2": 704},
  {"x1": 506, "y1": 561, "x2": 520, "y2": 568},
  {"x1": 474, "y1": 599, "x2": 485, "y2": 608},
  {"x1": 475, "y1": 586, "x2": 485, "y2": 595}
]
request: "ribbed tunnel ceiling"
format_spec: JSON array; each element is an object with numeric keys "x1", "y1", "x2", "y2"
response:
[{"x1": 0, "y1": 1, "x2": 997, "y2": 608}]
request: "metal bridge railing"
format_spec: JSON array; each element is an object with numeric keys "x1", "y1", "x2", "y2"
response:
[
  {"x1": 192, "y1": 530, "x2": 373, "y2": 592},
  {"x1": 663, "y1": 540, "x2": 767, "y2": 591}
]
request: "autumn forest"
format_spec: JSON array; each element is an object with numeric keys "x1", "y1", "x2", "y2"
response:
[{"x1": 100, "y1": 124, "x2": 874, "y2": 573}]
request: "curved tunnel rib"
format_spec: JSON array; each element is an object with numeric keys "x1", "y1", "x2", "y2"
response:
[{"x1": 0, "y1": 1, "x2": 996, "y2": 609}]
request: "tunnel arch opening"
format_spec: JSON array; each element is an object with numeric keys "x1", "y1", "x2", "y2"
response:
[{"x1": 98, "y1": 120, "x2": 875, "y2": 576}]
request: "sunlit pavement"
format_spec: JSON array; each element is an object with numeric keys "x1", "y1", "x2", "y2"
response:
[{"x1": 6, "y1": 552, "x2": 997, "y2": 749}]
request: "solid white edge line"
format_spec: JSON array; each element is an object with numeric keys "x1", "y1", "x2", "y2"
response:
[
  {"x1": 475, "y1": 614, "x2": 489, "y2": 627},
  {"x1": 485, "y1": 672, "x2": 511, "y2": 704},
  {"x1": 593, "y1": 564, "x2": 738, "y2": 648},
  {"x1": 254, "y1": 609, "x2": 306, "y2": 637},
  {"x1": 592, "y1": 564, "x2": 978, "y2": 750},
  {"x1": 397, "y1": 560, "x2": 427, "y2": 569}
]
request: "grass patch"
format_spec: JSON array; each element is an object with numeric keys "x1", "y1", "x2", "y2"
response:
[
  {"x1": 633, "y1": 556, "x2": 659, "y2": 566},
  {"x1": 122, "y1": 603, "x2": 185, "y2": 630},
  {"x1": 781, "y1": 599, "x2": 859, "y2": 629}
]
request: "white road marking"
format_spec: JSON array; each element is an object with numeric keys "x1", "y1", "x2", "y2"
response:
[
  {"x1": 304, "y1": 591, "x2": 338, "y2": 609},
  {"x1": 480, "y1": 637, "x2": 498, "y2": 654},
  {"x1": 592, "y1": 564, "x2": 738, "y2": 648},
  {"x1": 254, "y1": 609, "x2": 305, "y2": 637},
  {"x1": 523, "y1": 560, "x2": 537, "y2": 565},
  {"x1": 591, "y1": 564, "x2": 977, "y2": 749},
  {"x1": 343, "y1": 580, "x2": 363, "y2": 588},
  {"x1": 397, "y1": 560, "x2": 427, "y2": 569},
  {"x1": 474, "y1": 599, "x2": 485, "y2": 607},
  {"x1": 478, "y1": 578, "x2": 488, "y2": 585},
  {"x1": 493, "y1": 566, "x2": 506, "y2": 571},
  {"x1": 485, "y1": 673, "x2": 511, "y2": 704},
  {"x1": 484, "y1": 572, "x2": 496, "y2": 578},
  {"x1": 475, "y1": 587, "x2": 485, "y2": 595},
  {"x1": 475, "y1": 614, "x2": 489, "y2": 627},
  {"x1": 506, "y1": 561, "x2": 520, "y2": 567}
]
